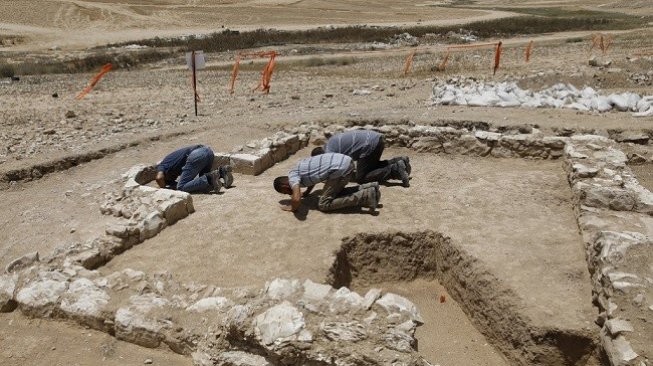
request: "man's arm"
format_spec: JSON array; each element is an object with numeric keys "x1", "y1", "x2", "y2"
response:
[
  {"x1": 281, "y1": 185, "x2": 302, "y2": 212},
  {"x1": 155, "y1": 171, "x2": 166, "y2": 188},
  {"x1": 303, "y1": 185, "x2": 314, "y2": 197}
]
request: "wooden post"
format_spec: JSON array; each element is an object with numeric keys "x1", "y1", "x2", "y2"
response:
[{"x1": 191, "y1": 51, "x2": 198, "y2": 117}]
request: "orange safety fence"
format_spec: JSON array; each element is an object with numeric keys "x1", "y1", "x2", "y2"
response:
[
  {"x1": 403, "y1": 50, "x2": 416, "y2": 76},
  {"x1": 525, "y1": 40, "x2": 533, "y2": 63},
  {"x1": 76, "y1": 63, "x2": 112, "y2": 100},
  {"x1": 493, "y1": 41, "x2": 503, "y2": 75},
  {"x1": 229, "y1": 51, "x2": 277, "y2": 94},
  {"x1": 436, "y1": 49, "x2": 451, "y2": 72},
  {"x1": 591, "y1": 34, "x2": 613, "y2": 55}
]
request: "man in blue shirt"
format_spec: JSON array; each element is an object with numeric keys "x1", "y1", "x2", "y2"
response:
[
  {"x1": 273, "y1": 153, "x2": 379, "y2": 213},
  {"x1": 155, "y1": 145, "x2": 233, "y2": 193},
  {"x1": 312, "y1": 130, "x2": 411, "y2": 187}
]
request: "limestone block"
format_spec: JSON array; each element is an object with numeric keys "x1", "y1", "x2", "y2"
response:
[
  {"x1": 572, "y1": 163, "x2": 600, "y2": 179},
  {"x1": 5, "y1": 251, "x2": 39, "y2": 274},
  {"x1": 321, "y1": 321, "x2": 367, "y2": 342},
  {"x1": 270, "y1": 145, "x2": 288, "y2": 163},
  {"x1": 123, "y1": 164, "x2": 158, "y2": 185},
  {"x1": 16, "y1": 278, "x2": 68, "y2": 317},
  {"x1": 106, "y1": 223, "x2": 140, "y2": 241},
  {"x1": 602, "y1": 330, "x2": 639, "y2": 366},
  {"x1": 226, "y1": 304, "x2": 253, "y2": 328},
  {"x1": 593, "y1": 231, "x2": 646, "y2": 267},
  {"x1": 375, "y1": 293, "x2": 423, "y2": 324},
  {"x1": 254, "y1": 301, "x2": 305, "y2": 346},
  {"x1": 266, "y1": 278, "x2": 301, "y2": 300},
  {"x1": 329, "y1": 287, "x2": 364, "y2": 313},
  {"x1": 230, "y1": 154, "x2": 265, "y2": 176},
  {"x1": 215, "y1": 351, "x2": 272, "y2": 366},
  {"x1": 302, "y1": 279, "x2": 332, "y2": 302},
  {"x1": 447, "y1": 135, "x2": 491, "y2": 156},
  {"x1": 139, "y1": 212, "x2": 167, "y2": 241},
  {"x1": 411, "y1": 137, "x2": 443, "y2": 153},
  {"x1": 115, "y1": 308, "x2": 167, "y2": 348},
  {"x1": 257, "y1": 148, "x2": 274, "y2": 171},
  {"x1": 605, "y1": 319, "x2": 634, "y2": 336},
  {"x1": 211, "y1": 153, "x2": 231, "y2": 170},
  {"x1": 363, "y1": 288, "x2": 382, "y2": 310},
  {"x1": 474, "y1": 130, "x2": 502, "y2": 142},
  {"x1": 74, "y1": 247, "x2": 104, "y2": 268},
  {"x1": 186, "y1": 296, "x2": 233, "y2": 313},
  {"x1": 384, "y1": 328, "x2": 416, "y2": 353},
  {"x1": 281, "y1": 135, "x2": 300, "y2": 153},
  {"x1": 60, "y1": 278, "x2": 110, "y2": 330},
  {"x1": 0, "y1": 274, "x2": 17, "y2": 312},
  {"x1": 574, "y1": 182, "x2": 636, "y2": 211},
  {"x1": 115, "y1": 294, "x2": 170, "y2": 348},
  {"x1": 159, "y1": 198, "x2": 190, "y2": 225}
]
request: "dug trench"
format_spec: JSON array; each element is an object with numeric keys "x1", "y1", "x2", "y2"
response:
[{"x1": 327, "y1": 231, "x2": 600, "y2": 366}]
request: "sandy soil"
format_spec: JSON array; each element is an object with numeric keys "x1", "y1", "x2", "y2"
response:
[{"x1": 0, "y1": 312, "x2": 191, "y2": 366}]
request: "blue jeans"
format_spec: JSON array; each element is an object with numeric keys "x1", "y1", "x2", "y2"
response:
[{"x1": 177, "y1": 146, "x2": 214, "y2": 193}]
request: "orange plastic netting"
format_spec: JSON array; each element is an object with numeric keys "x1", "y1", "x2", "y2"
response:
[
  {"x1": 229, "y1": 51, "x2": 277, "y2": 94},
  {"x1": 76, "y1": 63, "x2": 112, "y2": 100}
]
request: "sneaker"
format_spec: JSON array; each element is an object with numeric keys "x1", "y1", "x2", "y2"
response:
[
  {"x1": 364, "y1": 186, "x2": 378, "y2": 211},
  {"x1": 390, "y1": 156, "x2": 411, "y2": 176},
  {"x1": 219, "y1": 165, "x2": 233, "y2": 188},
  {"x1": 402, "y1": 156, "x2": 411, "y2": 176},
  {"x1": 207, "y1": 169, "x2": 222, "y2": 193},
  {"x1": 396, "y1": 160, "x2": 410, "y2": 187},
  {"x1": 359, "y1": 182, "x2": 380, "y2": 203}
]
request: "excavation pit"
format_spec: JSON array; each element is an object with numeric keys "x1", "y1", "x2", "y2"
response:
[{"x1": 98, "y1": 147, "x2": 597, "y2": 365}]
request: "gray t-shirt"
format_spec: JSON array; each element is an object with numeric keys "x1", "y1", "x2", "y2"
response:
[
  {"x1": 325, "y1": 130, "x2": 382, "y2": 160},
  {"x1": 288, "y1": 153, "x2": 353, "y2": 188}
]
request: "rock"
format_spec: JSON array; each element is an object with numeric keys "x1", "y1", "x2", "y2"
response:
[
  {"x1": 186, "y1": 296, "x2": 232, "y2": 313},
  {"x1": 363, "y1": 288, "x2": 382, "y2": 310},
  {"x1": 115, "y1": 294, "x2": 170, "y2": 348},
  {"x1": 144, "y1": 359, "x2": 153, "y2": 364},
  {"x1": 65, "y1": 110, "x2": 76, "y2": 118},
  {"x1": 602, "y1": 332, "x2": 638, "y2": 366},
  {"x1": 628, "y1": 153, "x2": 648, "y2": 165},
  {"x1": 0, "y1": 274, "x2": 17, "y2": 312},
  {"x1": 139, "y1": 212, "x2": 166, "y2": 241},
  {"x1": 375, "y1": 293, "x2": 423, "y2": 324},
  {"x1": 329, "y1": 287, "x2": 364, "y2": 313},
  {"x1": 215, "y1": 351, "x2": 272, "y2": 366},
  {"x1": 321, "y1": 321, "x2": 367, "y2": 342},
  {"x1": 60, "y1": 278, "x2": 110, "y2": 330},
  {"x1": 254, "y1": 301, "x2": 305, "y2": 346},
  {"x1": 302, "y1": 279, "x2": 332, "y2": 302},
  {"x1": 605, "y1": 319, "x2": 634, "y2": 336},
  {"x1": 265, "y1": 278, "x2": 301, "y2": 300},
  {"x1": 5, "y1": 251, "x2": 39, "y2": 273},
  {"x1": 384, "y1": 328, "x2": 416, "y2": 352},
  {"x1": 16, "y1": 277, "x2": 68, "y2": 316},
  {"x1": 615, "y1": 134, "x2": 649, "y2": 145},
  {"x1": 230, "y1": 153, "x2": 265, "y2": 175}
]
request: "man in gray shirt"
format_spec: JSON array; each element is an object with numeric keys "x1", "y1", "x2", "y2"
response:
[
  {"x1": 312, "y1": 130, "x2": 411, "y2": 187},
  {"x1": 273, "y1": 152, "x2": 379, "y2": 213}
]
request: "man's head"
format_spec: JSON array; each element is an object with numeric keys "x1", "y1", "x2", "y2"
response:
[
  {"x1": 273, "y1": 176, "x2": 292, "y2": 194},
  {"x1": 311, "y1": 146, "x2": 325, "y2": 156}
]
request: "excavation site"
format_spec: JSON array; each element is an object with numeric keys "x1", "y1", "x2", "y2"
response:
[{"x1": 1, "y1": 1, "x2": 652, "y2": 365}]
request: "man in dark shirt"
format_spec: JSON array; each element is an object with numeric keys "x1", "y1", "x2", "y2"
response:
[
  {"x1": 155, "y1": 145, "x2": 233, "y2": 193},
  {"x1": 312, "y1": 130, "x2": 411, "y2": 187}
]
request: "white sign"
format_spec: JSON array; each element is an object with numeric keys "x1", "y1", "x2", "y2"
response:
[{"x1": 186, "y1": 51, "x2": 206, "y2": 70}]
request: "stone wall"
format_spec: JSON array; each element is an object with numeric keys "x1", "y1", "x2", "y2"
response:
[{"x1": 563, "y1": 137, "x2": 653, "y2": 366}]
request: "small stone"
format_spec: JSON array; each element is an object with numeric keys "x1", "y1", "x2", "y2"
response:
[
  {"x1": 144, "y1": 359, "x2": 153, "y2": 364},
  {"x1": 605, "y1": 319, "x2": 634, "y2": 335},
  {"x1": 65, "y1": 111, "x2": 76, "y2": 119}
]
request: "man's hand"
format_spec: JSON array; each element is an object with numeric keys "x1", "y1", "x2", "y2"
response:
[
  {"x1": 280, "y1": 204, "x2": 294, "y2": 212},
  {"x1": 155, "y1": 171, "x2": 166, "y2": 188}
]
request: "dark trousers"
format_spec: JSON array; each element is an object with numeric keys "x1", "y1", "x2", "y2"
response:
[
  {"x1": 356, "y1": 138, "x2": 392, "y2": 183},
  {"x1": 177, "y1": 146, "x2": 214, "y2": 193}
]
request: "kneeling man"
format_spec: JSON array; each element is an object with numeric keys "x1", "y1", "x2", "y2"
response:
[
  {"x1": 274, "y1": 153, "x2": 379, "y2": 213},
  {"x1": 156, "y1": 145, "x2": 233, "y2": 193}
]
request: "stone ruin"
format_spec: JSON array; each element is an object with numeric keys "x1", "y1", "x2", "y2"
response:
[{"x1": 1, "y1": 121, "x2": 652, "y2": 366}]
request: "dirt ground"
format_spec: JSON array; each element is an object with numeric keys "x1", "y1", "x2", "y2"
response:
[{"x1": 1, "y1": 1, "x2": 652, "y2": 365}]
